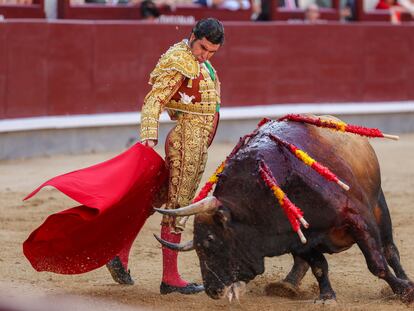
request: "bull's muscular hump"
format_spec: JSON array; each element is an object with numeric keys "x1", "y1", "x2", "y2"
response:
[
  {"x1": 190, "y1": 117, "x2": 413, "y2": 303},
  {"x1": 309, "y1": 122, "x2": 380, "y2": 205}
]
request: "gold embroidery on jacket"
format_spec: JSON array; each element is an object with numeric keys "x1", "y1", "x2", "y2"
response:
[
  {"x1": 149, "y1": 41, "x2": 199, "y2": 83},
  {"x1": 164, "y1": 62, "x2": 220, "y2": 116},
  {"x1": 140, "y1": 70, "x2": 183, "y2": 141}
]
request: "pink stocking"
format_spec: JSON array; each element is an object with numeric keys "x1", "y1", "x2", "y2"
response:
[{"x1": 161, "y1": 225, "x2": 189, "y2": 287}]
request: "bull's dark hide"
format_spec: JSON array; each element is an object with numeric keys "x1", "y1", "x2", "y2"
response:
[{"x1": 192, "y1": 119, "x2": 413, "y2": 303}]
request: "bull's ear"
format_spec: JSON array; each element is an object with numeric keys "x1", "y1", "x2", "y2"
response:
[{"x1": 214, "y1": 207, "x2": 232, "y2": 228}]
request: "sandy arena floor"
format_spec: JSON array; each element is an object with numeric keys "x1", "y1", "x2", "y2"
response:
[{"x1": 1, "y1": 135, "x2": 414, "y2": 311}]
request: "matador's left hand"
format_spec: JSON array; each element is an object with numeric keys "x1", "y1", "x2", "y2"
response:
[{"x1": 144, "y1": 140, "x2": 157, "y2": 148}]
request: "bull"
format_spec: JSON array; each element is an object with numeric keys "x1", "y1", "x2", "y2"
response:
[{"x1": 155, "y1": 117, "x2": 414, "y2": 303}]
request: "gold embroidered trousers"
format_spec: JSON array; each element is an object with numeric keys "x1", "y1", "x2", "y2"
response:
[{"x1": 163, "y1": 113, "x2": 216, "y2": 230}]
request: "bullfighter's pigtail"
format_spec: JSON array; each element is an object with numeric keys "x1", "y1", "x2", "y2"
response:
[
  {"x1": 259, "y1": 160, "x2": 309, "y2": 244},
  {"x1": 268, "y1": 134, "x2": 350, "y2": 191},
  {"x1": 278, "y1": 114, "x2": 399, "y2": 140}
]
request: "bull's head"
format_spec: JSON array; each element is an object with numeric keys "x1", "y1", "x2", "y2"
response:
[{"x1": 154, "y1": 196, "x2": 266, "y2": 300}]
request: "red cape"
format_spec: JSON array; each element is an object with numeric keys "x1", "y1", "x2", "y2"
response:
[{"x1": 23, "y1": 143, "x2": 167, "y2": 274}]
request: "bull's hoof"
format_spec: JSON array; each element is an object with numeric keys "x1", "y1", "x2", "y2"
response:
[
  {"x1": 380, "y1": 286, "x2": 396, "y2": 299},
  {"x1": 401, "y1": 285, "x2": 414, "y2": 304},
  {"x1": 106, "y1": 256, "x2": 134, "y2": 285},
  {"x1": 265, "y1": 281, "x2": 299, "y2": 298},
  {"x1": 160, "y1": 282, "x2": 204, "y2": 295},
  {"x1": 314, "y1": 291, "x2": 337, "y2": 305},
  {"x1": 314, "y1": 298, "x2": 337, "y2": 305}
]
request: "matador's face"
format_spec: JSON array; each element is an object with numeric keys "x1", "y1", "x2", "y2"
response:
[{"x1": 189, "y1": 34, "x2": 221, "y2": 63}]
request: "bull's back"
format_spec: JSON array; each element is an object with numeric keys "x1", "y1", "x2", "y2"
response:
[
  {"x1": 216, "y1": 118, "x2": 382, "y2": 246},
  {"x1": 263, "y1": 119, "x2": 381, "y2": 209}
]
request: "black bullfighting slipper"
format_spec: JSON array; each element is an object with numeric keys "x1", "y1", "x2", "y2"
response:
[
  {"x1": 160, "y1": 282, "x2": 204, "y2": 295},
  {"x1": 106, "y1": 256, "x2": 134, "y2": 285}
]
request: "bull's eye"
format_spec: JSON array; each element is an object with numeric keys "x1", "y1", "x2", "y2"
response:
[{"x1": 202, "y1": 234, "x2": 215, "y2": 248}]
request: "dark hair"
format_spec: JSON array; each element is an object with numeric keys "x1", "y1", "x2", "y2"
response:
[
  {"x1": 192, "y1": 18, "x2": 225, "y2": 45},
  {"x1": 140, "y1": 0, "x2": 160, "y2": 19}
]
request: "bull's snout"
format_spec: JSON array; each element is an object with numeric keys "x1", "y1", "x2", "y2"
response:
[
  {"x1": 205, "y1": 282, "x2": 247, "y2": 302},
  {"x1": 205, "y1": 287, "x2": 224, "y2": 300}
]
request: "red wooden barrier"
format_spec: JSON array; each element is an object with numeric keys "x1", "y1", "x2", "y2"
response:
[
  {"x1": 57, "y1": 0, "x2": 252, "y2": 21},
  {"x1": 268, "y1": 0, "x2": 340, "y2": 21},
  {"x1": 163, "y1": 4, "x2": 252, "y2": 21},
  {"x1": 57, "y1": 1, "x2": 141, "y2": 20},
  {"x1": 0, "y1": 0, "x2": 45, "y2": 19},
  {"x1": 0, "y1": 23, "x2": 5, "y2": 118},
  {"x1": 1, "y1": 21, "x2": 414, "y2": 119}
]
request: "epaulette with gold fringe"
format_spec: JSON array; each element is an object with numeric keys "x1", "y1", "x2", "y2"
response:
[{"x1": 149, "y1": 41, "x2": 200, "y2": 84}]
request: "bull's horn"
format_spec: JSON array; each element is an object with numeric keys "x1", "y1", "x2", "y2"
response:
[
  {"x1": 153, "y1": 234, "x2": 194, "y2": 252},
  {"x1": 154, "y1": 196, "x2": 221, "y2": 216}
]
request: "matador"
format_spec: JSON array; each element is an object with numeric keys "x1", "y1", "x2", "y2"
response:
[
  {"x1": 107, "y1": 18, "x2": 225, "y2": 295},
  {"x1": 20, "y1": 18, "x2": 224, "y2": 296}
]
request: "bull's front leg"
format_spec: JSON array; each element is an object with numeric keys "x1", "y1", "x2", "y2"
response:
[
  {"x1": 348, "y1": 213, "x2": 414, "y2": 303},
  {"x1": 265, "y1": 254, "x2": 309, "y2": 298}
]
